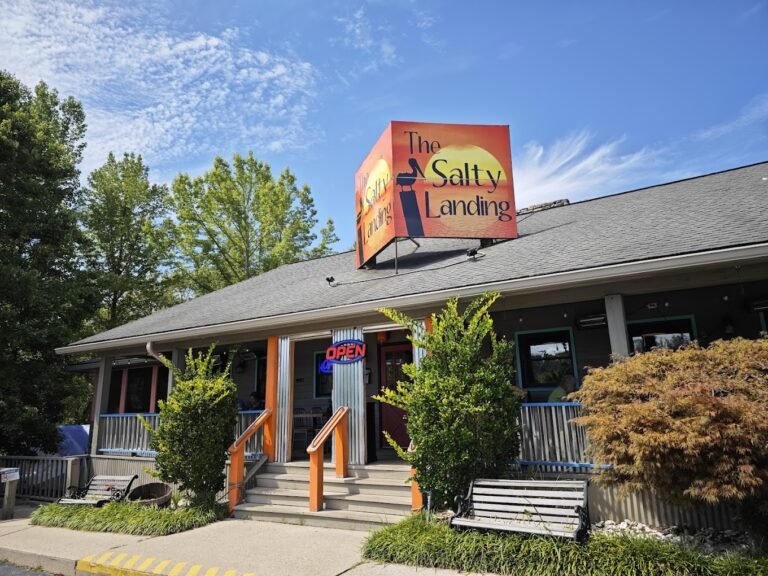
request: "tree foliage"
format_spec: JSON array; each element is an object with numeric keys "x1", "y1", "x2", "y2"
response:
[
  {"x1": 572, "y1": 338, "x2": 768, "y2": 512},
  {"x1": 80, "y1": 152, "x2": 176, "y2": 332},
  {"x1": 0, "y1": 71, "x2": 99, "y2": 454},
  {"x1": 148, "y1": 347, "x2": 237, "y2": 509},
  {"x1": 376, "y1": 292, "x2": 522, "y2": 509},
  {"x1": 171, "y1": 152, "x2": 338, "y2": 294}
]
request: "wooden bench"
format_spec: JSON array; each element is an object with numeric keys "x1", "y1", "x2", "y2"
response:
[
  {"x1": 451, "y1": 479, "x2": 590, "y2": 541},
  {"x1": 58, "y1": 475, "x2": 138, "y2": 507}
]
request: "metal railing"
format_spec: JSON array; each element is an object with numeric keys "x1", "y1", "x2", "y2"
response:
[
  {"x1": 518, "y1": 402, "x2": 592, "y2": 468},
  {"x1": 97, "y1": 411, "x2": 265, "y2": 457},
  {"x1": 0, "y1": 455, "x2": 86, "y2": 500}
]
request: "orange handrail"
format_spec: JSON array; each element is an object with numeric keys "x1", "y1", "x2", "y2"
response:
[
  {"x1": 306, "y1": 406, "x2": 350, "y2": 512},
  {"x1": 227, "y1": 409, "x2": 272, "y2": 512}
]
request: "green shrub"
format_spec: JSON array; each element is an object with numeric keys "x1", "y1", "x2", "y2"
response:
[
  {"x1": 30, "y1": 502, "x2": 224, "y2": 536},
  {"x1": 146, "y1": 346, "x2": 237, "y2": 509},
  {"x1": 363, "y1": 514, "x2": 768, "y2": 576},
  {"x1": 377, "y1": 292, "x2": 522, "y2": 509},
  {"x1": 571, "y1": 338, "x2": 768, "y2": 538}
]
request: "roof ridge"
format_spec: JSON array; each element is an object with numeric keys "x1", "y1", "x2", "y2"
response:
[{"x1": 521, "y1": 160, "x2": 768, "y2": 214}]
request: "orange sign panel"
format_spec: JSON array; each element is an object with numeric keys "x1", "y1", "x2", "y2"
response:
[{"x1": 355, "y1": 121, "x2": 517, "y2": 268}]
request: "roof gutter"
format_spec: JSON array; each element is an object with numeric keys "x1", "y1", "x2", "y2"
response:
[{"x1": 55, "y1": 242, "x2": 768, "y2": 356}]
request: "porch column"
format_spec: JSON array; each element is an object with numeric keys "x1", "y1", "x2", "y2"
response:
[
  {"x1": 90, "y1": 355, "x2": 113, "y2": 456},
  {"x1": 167, "y1": 348, "x2": 186, "y2": 396},
  {"x1": 274, "y1": 336, "x2": 294, "y2": 463},
  {"x1": 605, "y1": 294, "x2": 630, "y2": 358},
  {"x1": 263, "y1": 336, "x2": 279, "y2": 462},
  {"x1": 332, "y1": 327, "x2": 366, "y2": 465}
]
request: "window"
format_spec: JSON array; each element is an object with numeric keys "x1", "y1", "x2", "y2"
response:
[
  {"x1": 516, "y1": 329, "x2": 576, "y2": 401},
  {"x1": 314, "y1": 351, "x2": 333, "y2": 399},
  {"x1": 627, "y1": 317, "x2": 695, "y2": 354}
]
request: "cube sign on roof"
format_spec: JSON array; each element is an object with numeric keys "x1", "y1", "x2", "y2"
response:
[{"x1": 355, "y1": 121, "x2": 518, "y2": 268}]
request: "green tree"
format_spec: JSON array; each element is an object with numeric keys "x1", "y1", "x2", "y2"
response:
[
  {"x1": 80, "y1": 152, "x2": 176, "y2": 332},
  {"x1": 0, "y1": 71, "x2": 99, "y2": 454},
  {"x1": 148, "y1": 347, "x2": 237, "y2": 509},
  {"x1": 171, "y1": 152, "x2": 339, "y2": 294},
  {"x1": 377, "y1": 292, "x2": 522, "y2": 509}
]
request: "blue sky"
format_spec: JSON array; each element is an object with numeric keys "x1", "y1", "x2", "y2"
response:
[{"x1": 1, "y1": 0, "x2": 766, "y2": 249}]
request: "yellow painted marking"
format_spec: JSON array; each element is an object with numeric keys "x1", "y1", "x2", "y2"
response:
[
  {"x1": 137, "y1": 556, "x2": 158, "y2": 571},
  {"x1": 242, "y1": 573, "x2": 255, "y2": 576},
  {"x1": 203, "y1": 567, "x2": 219, "y2": 576},
  {"x1": 222, "y1": 570, "x2": 237, "y2": 576},
  {"x1": 80, "y1": 554, "x2": 96, "y2": 563},
  {"x1": 152, "y1": 560, "x2": 171, "y2": 574},
  {"x1": 95, "y1": 552, "x2": 114, "y2": 564},
  {"x1": 110, "y1": 553, "x2": 128, "y2": 566},
  {"x1": 167, "y1": 562, "x2": 187, "y2": 576},
  {"x1": 124, "y1": 555, "x2": 143, "y2": 569},
  {"x1": 185, "y1": 564, "x2": 203, "y2": 576}
]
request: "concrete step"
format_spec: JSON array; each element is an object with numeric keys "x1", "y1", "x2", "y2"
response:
[
  {"x1": 255, "y1": 473, "x2": 411, "y2": 496},
  {"x1": 263, "y1": 461, "x2": 411, "y2": 481},
  {"x1": 233, "y1": 503, "x2": 406, "y2": 531},
  {"x1": 244, "y1": 487, "x2": 412, "y2": 515}
]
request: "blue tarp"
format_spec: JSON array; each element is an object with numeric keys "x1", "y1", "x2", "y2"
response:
[{"x1": 57, "y1": 424, "x2": 89, "y2": 456}]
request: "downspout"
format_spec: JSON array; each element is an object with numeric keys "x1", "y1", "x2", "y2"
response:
[{"x1": 146, "y1": 341, "x2": 163, "y2": 362}]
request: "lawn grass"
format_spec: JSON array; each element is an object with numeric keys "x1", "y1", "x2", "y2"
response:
[
  {"x1": 30, "y1": 502, "x2": 225, "y2": 536},
  {"x1": 362, "y1": 514, "x2": 768, "y2": 576}
]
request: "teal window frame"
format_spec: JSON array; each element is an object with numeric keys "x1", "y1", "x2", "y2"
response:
[
  {"x1": 626, "y1": 314, "x2": 697, "y2": 353},
  {"x1": 514, "y1": 326, "x2": 579, "y2": 393}
]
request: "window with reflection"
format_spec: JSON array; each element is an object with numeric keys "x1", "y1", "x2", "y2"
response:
[
  {"x1": 628, "y1": 317, "x2": 695, "y2": 354},
  {"x1": 517, "y1": 330, "x2": 576, "y2": 401}
]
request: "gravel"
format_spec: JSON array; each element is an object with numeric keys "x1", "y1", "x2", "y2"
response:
[{"x1": 592, "y1": 519, "x2": 755, "y2": 555}]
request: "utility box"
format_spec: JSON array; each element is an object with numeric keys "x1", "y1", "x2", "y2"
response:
[{"x1": 1, "y1": 467, "x2": 19, "y2": 520}]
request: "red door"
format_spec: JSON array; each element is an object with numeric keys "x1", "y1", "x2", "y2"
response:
[{"x1": 380, "y1": 344, "x2": 413, "y2": 449}]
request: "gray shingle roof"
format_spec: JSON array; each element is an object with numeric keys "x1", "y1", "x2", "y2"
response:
[{"x1": 70, "y1": 162, "x2": 768, "y2": 347}]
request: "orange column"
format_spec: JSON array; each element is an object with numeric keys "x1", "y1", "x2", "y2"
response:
[
  {"x1": 118, "y1": 368, "x2": 128, "y2": 413},
  {"x1": 410, "y1": 315, "x2": 431, "y2": 512},
  {"x1": 263, "y1": 336, "x2": 278, "y2": 462}
]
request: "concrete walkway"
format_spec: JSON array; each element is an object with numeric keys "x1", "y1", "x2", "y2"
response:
[{"x1": 0, "y1": 507, "x2": 467, "y2": 576}]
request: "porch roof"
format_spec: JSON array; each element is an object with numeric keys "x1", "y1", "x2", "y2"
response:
[{"x1": 59, "y1": 161, "x2": 768, "y2": 354}]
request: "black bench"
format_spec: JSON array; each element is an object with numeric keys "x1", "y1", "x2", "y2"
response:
[
  {"x1": 59, "y1": 475, "x2": 138, "y2": 507},
  {"x1": 451, "y1": 478, "x2": 590, "y2": 541}
]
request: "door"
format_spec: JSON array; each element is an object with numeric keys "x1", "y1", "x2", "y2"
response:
[{"x1": 379, "y1": 344, "x2": 413, "y2": 449}]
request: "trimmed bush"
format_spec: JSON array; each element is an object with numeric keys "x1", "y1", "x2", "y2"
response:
[
  {"x1": 147, "y1": 346, "x2": 237, "y2": 509},
  {"x1": 377, "y1": 292, "x2": 522, "y2": 509},
  {"x1": 30, "y1": 502, "x2": 224, "y2": 536},
  {"x1": 571, "y1": 338, "x2": 768, "y2": 534},
  {"x1": 363, "y1": 514, "x2": 768, "y2": 576}
]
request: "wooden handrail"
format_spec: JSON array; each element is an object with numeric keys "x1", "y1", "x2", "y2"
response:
[
  {"x1": 407, "y1": 441, "x2": 423, "y2": 512},
  {"x1": 306, "y1": 406, "x2": 350, "y2": 512},
  {"x1": 227, "y1": 409, "x2": 272, "y2": 512}
]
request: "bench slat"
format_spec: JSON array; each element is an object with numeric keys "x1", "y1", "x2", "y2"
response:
[
  {"x1": 473, "y1": 495, "x2": 583, "y2": 507},
  {"x1": 472, "y1": 502, "x2": 579, "y2": 517},
  {"x1": 474, "y1": 487, "x2": 584, "y2": 498},
  {"x1": 452, "y1": 518, "x2": 577, "y2": 538},
  {"x1": 473, "y1": 510, "x2": 580, "y2": 525},
  {"x1": 474, "y1": 479, "x2": 586, "y2": 488}
]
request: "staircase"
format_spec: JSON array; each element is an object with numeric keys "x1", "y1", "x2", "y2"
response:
[{"x1": 233, "y1": 461, "x2": 413, "y2": 531}]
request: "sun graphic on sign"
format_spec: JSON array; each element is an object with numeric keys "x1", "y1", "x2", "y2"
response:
[
  {"x1": 363, "y1": 158, "x2": 391, "y2": 213},
  {"x1": 424, "y1": 145, "x2": 507, "y2": 188}
]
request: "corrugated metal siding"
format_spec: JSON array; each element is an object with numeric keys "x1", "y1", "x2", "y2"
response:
[
  {"x1": 332, "y1": 327, "x2": 366, "y2": 465},
  {"x1": 412, "y1": 319, "x2": 427, "y2": 368},
  {"x1": 275, "y1": 336, "x2": 293, "y2": 462}
]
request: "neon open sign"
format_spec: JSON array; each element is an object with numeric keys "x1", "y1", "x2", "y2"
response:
[{"x1": 319, "y1": 339, "x2": 367, "y2": 374}]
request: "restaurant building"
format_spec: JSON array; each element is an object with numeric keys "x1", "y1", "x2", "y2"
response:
[{"x1": 57, "y1": 141, "x2": 768, "y2": 529}]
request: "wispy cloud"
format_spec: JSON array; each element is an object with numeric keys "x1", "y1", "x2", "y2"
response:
[
  {"x1": 0, "y1": 0, "x2": 319, "y2": 175},
  {"x1": 694, "y1": 93, "x2": 768, "y2": 141},
  {"x1": 334, "y1": 7, "x2": 397, "y2": 72},
  {"x1": 514, "y1": 131, "x2": 663, "y2": 206}
]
